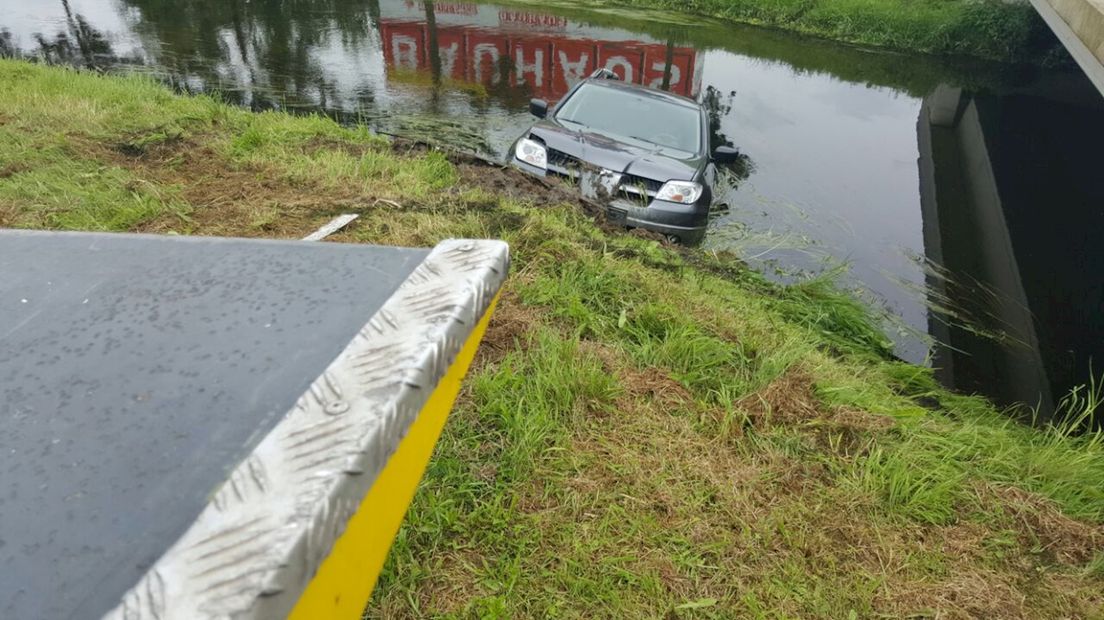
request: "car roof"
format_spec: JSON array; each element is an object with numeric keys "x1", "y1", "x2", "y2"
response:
[{"x1": 581, "y1": 78, "x2": 702, "y2": 110}]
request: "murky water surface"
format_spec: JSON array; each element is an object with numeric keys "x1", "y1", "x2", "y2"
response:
[{"x1": 3, "y1": 0, "x2": 1103, "y2": 418}]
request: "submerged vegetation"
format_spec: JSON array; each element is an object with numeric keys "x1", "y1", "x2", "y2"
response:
[{"x1": 3, "y1": 60, "x2": 1103, "y2": 617}]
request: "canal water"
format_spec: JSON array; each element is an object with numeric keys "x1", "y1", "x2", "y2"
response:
[{"x1": 3, "y1": 0, "x2": 1102, "y2": 420}]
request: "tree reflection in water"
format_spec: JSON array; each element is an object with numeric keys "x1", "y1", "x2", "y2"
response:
[
  {"x1": 7, "y1": 0, "x2": 124, "y2": 68},
  {"x1": 702, "y1": 85, "x2": 753, "y2": 201}
]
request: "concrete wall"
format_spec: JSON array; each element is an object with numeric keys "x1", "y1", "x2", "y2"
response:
[{"x1": 917, "y1": 88, "x2": 1055, "y2": 413}]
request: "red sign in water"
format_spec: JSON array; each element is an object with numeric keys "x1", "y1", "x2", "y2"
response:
[{"x1": 381, "y1": 19, "x2": 698, "y2": 101}]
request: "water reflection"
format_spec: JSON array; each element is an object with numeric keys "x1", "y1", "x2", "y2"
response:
[
  {"x1": 119, "y1": 0, "x2": 381, "y2": 110},
  {"x1": 1, "y1": 0, "x2": 1100, "y2": 421},
  {"x1": 380, "y1": 3, "x2": 700, "y2": 100},
  {"x1": 1, "y1": 0, "x2": 124, "y2": 67},
  {"x1": 918, "y1": 79, "x2": 1104, "y2": 419}
]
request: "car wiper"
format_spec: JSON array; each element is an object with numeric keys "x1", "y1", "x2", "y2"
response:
[{"x1": 627, "y1": 136, "x2": 669, "y2": 150}]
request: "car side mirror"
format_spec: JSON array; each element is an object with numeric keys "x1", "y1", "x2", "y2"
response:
[
  {"x1": 712, "y1": 145, "x2": 740, "y2": 164},
  {"x1": 529, "y1": 98, "x2": 549, "y2": 119}
]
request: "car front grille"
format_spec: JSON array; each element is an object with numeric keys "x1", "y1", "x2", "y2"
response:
[
  {"x1": 543, "y1": 150, "x2": 663, "y2": 203},
  {"x1": 547, "y1": 148, "x2": 581, "y2": 171},
  {"x1": 618, "y1": 173, "x2": 663, "y2": 199}
]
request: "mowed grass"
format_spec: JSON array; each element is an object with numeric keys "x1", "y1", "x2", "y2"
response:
[
  {"x1": 3, "y1": 60, "x2": 1103, "y2": 618},
  {"x1": 0, "y1": 59, "x2": 455, "y2": 235}
]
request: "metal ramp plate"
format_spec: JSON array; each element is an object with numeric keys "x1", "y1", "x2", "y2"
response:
[{"x1": 0, "y1": 230, "x2": 508, "y2": 619}]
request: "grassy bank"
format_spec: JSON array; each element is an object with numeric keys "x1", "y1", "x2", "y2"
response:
[
  {"x1": 3, "y1": 59, "x2": 1103, "y2": 618},
  {"x1": 512, "y1": 0, "x2": 1058, "y2": 62}
]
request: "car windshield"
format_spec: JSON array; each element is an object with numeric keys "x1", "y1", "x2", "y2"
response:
[{"x1": 555, "y1": 83, "x2": 701, "y2": 154}]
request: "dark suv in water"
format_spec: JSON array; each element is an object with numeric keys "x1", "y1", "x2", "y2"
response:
[{"x1": 509, "y1": 71, "x2": 739, "y2": 244}]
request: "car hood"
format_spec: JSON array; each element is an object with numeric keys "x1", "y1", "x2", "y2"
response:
[{"x1": 528, "y1": 121, "x2": 703, "y2": 182}]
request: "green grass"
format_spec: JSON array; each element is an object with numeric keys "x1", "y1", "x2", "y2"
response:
[
  {"x1": 1087, "y1": 552, "x2": 1104, "y2": 578},
  {"x1": 0, "y1": 59, "x2": 457, "y2": 232},
  {"x1": 0, "y1": 150, "x2": 187, "y2": 230},
  {"x1": 3, "y1": 59, "x2": 1103, "y2": 618}
]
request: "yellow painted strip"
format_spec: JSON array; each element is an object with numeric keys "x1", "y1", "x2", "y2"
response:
[{"x1": 288, "y1": 294, "x2": 500, "y2": 620}]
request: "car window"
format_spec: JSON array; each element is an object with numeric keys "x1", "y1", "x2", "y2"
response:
[{"x1": 556, "y1": 84, "x2": 701, "y2": 154}]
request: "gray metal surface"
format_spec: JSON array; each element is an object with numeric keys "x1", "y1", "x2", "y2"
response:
[
  {"x1": 99, "y1": 237, "x2": 508, "y2": 620},
  {"x1": 0, "y1": 230, "x2": 431, "y2": 620}
]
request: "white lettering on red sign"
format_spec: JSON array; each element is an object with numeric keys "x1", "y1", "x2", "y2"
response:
[
  {"x1": 515, "y1": 47, "x2": 545, "y2": 87},
  {"x1": 472, "y1": 43, "x2": 501, "y2": 84},
  {"x1": 604, "y1": 56, "x2": 633, "y2": 83},
  {"x1": 392, "y1": 35, "x2": 420, "y2": 70}
]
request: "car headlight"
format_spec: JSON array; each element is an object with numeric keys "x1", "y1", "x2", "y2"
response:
[
  {"x1": 515, "y1": 138, "x2": 547, "y2": 170},
  {"x1": 656, "y1": 181, "x2": 703, "y2": 204}
]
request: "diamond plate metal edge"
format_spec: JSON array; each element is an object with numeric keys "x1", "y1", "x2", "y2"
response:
[{"x1": 102, "y1": 238, "x2": 509, "y2": 620}]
